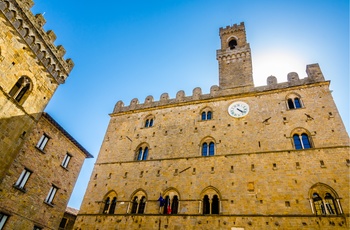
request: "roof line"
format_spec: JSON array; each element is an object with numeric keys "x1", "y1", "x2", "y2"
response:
[{"x1": 42, "y1": 112, "x2": 93, "y2": 158}]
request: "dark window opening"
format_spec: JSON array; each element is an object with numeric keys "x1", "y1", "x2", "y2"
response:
[{"x1": 228, "y1": 39, "x2": 237, "y2": 49}]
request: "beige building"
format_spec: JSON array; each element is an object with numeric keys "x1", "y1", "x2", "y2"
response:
[
  {"x1": 0, "y1": 113, "x2": 92, "y2": 229},
  {"x1": 0, "y1": 0, "x2": 93, "y2": 229},
  {"x1": 0, "y1": 0, "x2": 73, "y2": 183},
  {"x1": 75, "y1": 22, "x2": 349, "y2": 229}
]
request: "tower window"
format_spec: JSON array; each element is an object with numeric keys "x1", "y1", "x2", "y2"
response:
[
  {"x1": 293, "y1": 133, "x2": 312, "y2": 150},
  {"x1": 9, "y1": 76, "x2": 32, "y2": 104},
  {"x1": 201, "y1": 109, "x2": 213, "y2": 121},
  {"x1": 137, "y1": 146, "x2": 149, "y2": 161},
  {"x1": 202, "y1": 141, "x2": 215, "y2": 156},
  {"x1": 61, "y1": 153, "x2": 72, "y2": 169},
  {"x1": 228, "y1": 39, "x2": 237, "y2": 49},
  {"x1": 144, "y1": 115, "x2": 155, "y2": 128},
  {"x1": 286, "y1": 95, "x2": 303, "y2": 110}
]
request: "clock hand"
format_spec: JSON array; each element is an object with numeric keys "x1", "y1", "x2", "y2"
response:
[{"x1": 237, "y1": 108, "x2": 243, "y2": 113}]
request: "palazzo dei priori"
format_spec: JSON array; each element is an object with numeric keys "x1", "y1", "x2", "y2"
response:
[{"x1": 74, "y1": 23, "x2": 349, "y2": 229}]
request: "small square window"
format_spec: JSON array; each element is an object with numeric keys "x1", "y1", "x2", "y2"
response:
[{"x1": 285, "y1": 201, "x2": 290, "y2": 207}]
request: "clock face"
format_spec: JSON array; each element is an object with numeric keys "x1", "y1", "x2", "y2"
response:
[{"x1": 228, "y1": 101, "x2": 250, "y2": 118}]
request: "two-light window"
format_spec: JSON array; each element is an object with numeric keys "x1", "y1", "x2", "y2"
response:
[
  {"x1": 202, "y1": 142, "x2": 215, "y2": 156},
  {"x1": 9, "y1": 76, "x2": 32, "y2": 104},
  {"x1": 14, "y1": 168, "x2": 32, "y2": 191},
  {"x1": 137, "y1": 147, "x2": 149, "y2": 161},
  {"x1": 293, "y1": 133, "x2": 312, "y2": 149}
]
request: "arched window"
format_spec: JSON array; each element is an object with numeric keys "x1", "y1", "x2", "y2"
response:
[
  {"x1": 9, "y1": 76, "x2": 32, "y2": 104},
  {"x1": 202, "y1": 141, "x2": 215, "y2": 156},
  {"x1": 293, "y1": 133, "x2": 312, "y2": 150},
  {"x1": 228, "y1": 39, "x2": 237, "y2": 49},
  {"x1": 103, "y1": 197, "x2": 110, "y2": 214},
  {"x1": 161, "y1": 189, "x2": 180, "y2": 215},
  {"x1": 201, "y1": 109, "x2": 213, "y2": 121},
  {"x1": 109, "y1": 197, "x2": 117, "y2": 214},
  {"x1": 201, "y1": 187, "x2": 221, "y2": 215},
  {"x1": 144, "y1": 115, "x2": 155, "y2": 128},
  {"x1": 309, "y1": 183, "x2": 342, "y2": 216},
  {"x1": 130, "y1": 190, "x2": 147, "y2": 214},
  {"x1": 286, "y1": 94, "x2": 303, "y2": 110},
  {"x1": 137, "y1": 146, "x2": 149, "y2": 161}
]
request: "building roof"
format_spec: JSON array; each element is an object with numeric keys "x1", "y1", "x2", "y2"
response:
[
  {"x1": 42, "y1": 112, "x2": 93, "y2": 158},
  {"x1": 65, "y1": 207, "x2": 79, "y2": 216}
]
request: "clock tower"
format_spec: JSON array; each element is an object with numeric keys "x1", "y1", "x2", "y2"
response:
[{"x1": 216, "y1": 22, "x2": 254, "y2": 89}]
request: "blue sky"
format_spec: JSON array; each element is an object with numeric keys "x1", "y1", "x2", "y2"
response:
[{"x1": 31, "y1": 0, "x2": 349, "y2": 209}]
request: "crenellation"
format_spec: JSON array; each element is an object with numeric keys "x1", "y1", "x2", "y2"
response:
[
  {"x1": 0, "y1": 0, "x2": 74, "y2": 84},
  {"x1": 112, "y1": 65, "x2": 326, "y2": 115}
]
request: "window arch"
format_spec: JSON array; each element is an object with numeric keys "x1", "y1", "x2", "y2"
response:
[
  {"x1": 200, "y1": 107, "x2": 213, "y2": 121},
  {"x1": 101, "y1": 191, "x2": 117, "y2": 214},
  {"x1": 130, "y1": 190, "x2": 147, "y2": 214},
  {"x1": 161, "y1": 188, "x2": 180, "y2": 215},
  {"x1": 286, "y1": 93, "x2": 303, "y2": 110},
  {"x1": 309, "y1": 183, "x2": 342, "y2": 216},
  {"x1": 9, "y1": 76, "x2": 32, "y2": 104},
  {"x1": 200, "y1": 186, "x2": 221, "y2": 215},
  {"x1": 291, "y1": 128, "x2": 313, "y2": 150},
  {"x1": 201, "y1": 138, "x2": 215, "y2": 156},
  {"x1": 144, "y1": 115, "x2": 155, "y2": 128},
  {"x1": 136, "y1": 144, "x2": 149, "y2": 161}
]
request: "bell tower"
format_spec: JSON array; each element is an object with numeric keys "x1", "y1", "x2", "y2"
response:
[{"x1": 216, "y1": 22, "x2": 254, "y2": 89}]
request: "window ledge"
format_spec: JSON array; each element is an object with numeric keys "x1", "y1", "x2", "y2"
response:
[
  {"x1": 35, "y1": 146, "x2": 46, "y2": 154},
  {"x1": 13, "y1": 185, "x2": 26, "y2": 193},
  {"x1": 60, "y1": 165, "x2": 69, "y2": 171},
  {"x1": 44, "y1": 201, "x2": 55, "y2": 207}
]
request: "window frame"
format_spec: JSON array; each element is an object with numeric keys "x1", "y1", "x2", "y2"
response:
[
  {"x1": 9, "y1": 76, "x2": 32, "y2": 104},
  {"x1": 0, "y1": 213, "x2": 9, "y2": 230},
  {"x1": 14, "y1": 168, "x2": 32, "y2": 191},
  {"x1": 61, "y1": 153, "x2": 72, "y2": 169},
  {"x1": 36, "y1": 133, "x2": 50, "y2": 152},
  {"x1": 45, "y1": 185, "x2": 58, "y2": 205},
  {"x1": 201, "y1": 140, "x2": 215, "y2": 156},
  {"x1": 286, "y1": 93, "x2": 303, "y2": 110},
  {"x1": 293, "y1": 133, "x2": 312, "y2": 150},
  {"x1": 136, "y1": 146, "x2": 149, "y2": 161}
]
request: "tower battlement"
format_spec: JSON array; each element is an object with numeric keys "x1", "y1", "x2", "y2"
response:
[
  {"x1": 112, "y1": 64, "x2": 326, "y2": 114},
  {"x1": 0, "y1": 0, "x2": 74, "y2": 84},
  {"x1": 219, "y1": 22, "x2": 245, "y2": 36}
]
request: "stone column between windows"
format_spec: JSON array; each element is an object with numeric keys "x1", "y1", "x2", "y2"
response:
[
  {"x1": 126, "y1": 202, "x2": 131, "y2": 214},
  {"x1": 322, "y1": 200, "x2": 329, "y2": 215},
  {"x1": 336, "y1": 199, "x2": 343, "y2": 214},
  {"x1": 198, "y1": 200, "x2": 202, "y2": 214},
  {"x1": 308, "y1": 199, "x2": 315, "y2": 214}
]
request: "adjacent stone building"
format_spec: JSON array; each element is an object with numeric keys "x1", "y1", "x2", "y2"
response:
[
  {"x1": 0, "y1": 0, "x2": 74, "y2": 183},
  {"x1": 0, "y1": 113, "x2": 93, "y2": 229},
  {"x1": 75, "y1": 23, "x2": 349, "y2": 229},
  {"x1": 0, "y1": 0, "x2": 92, "y2": 229}
]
